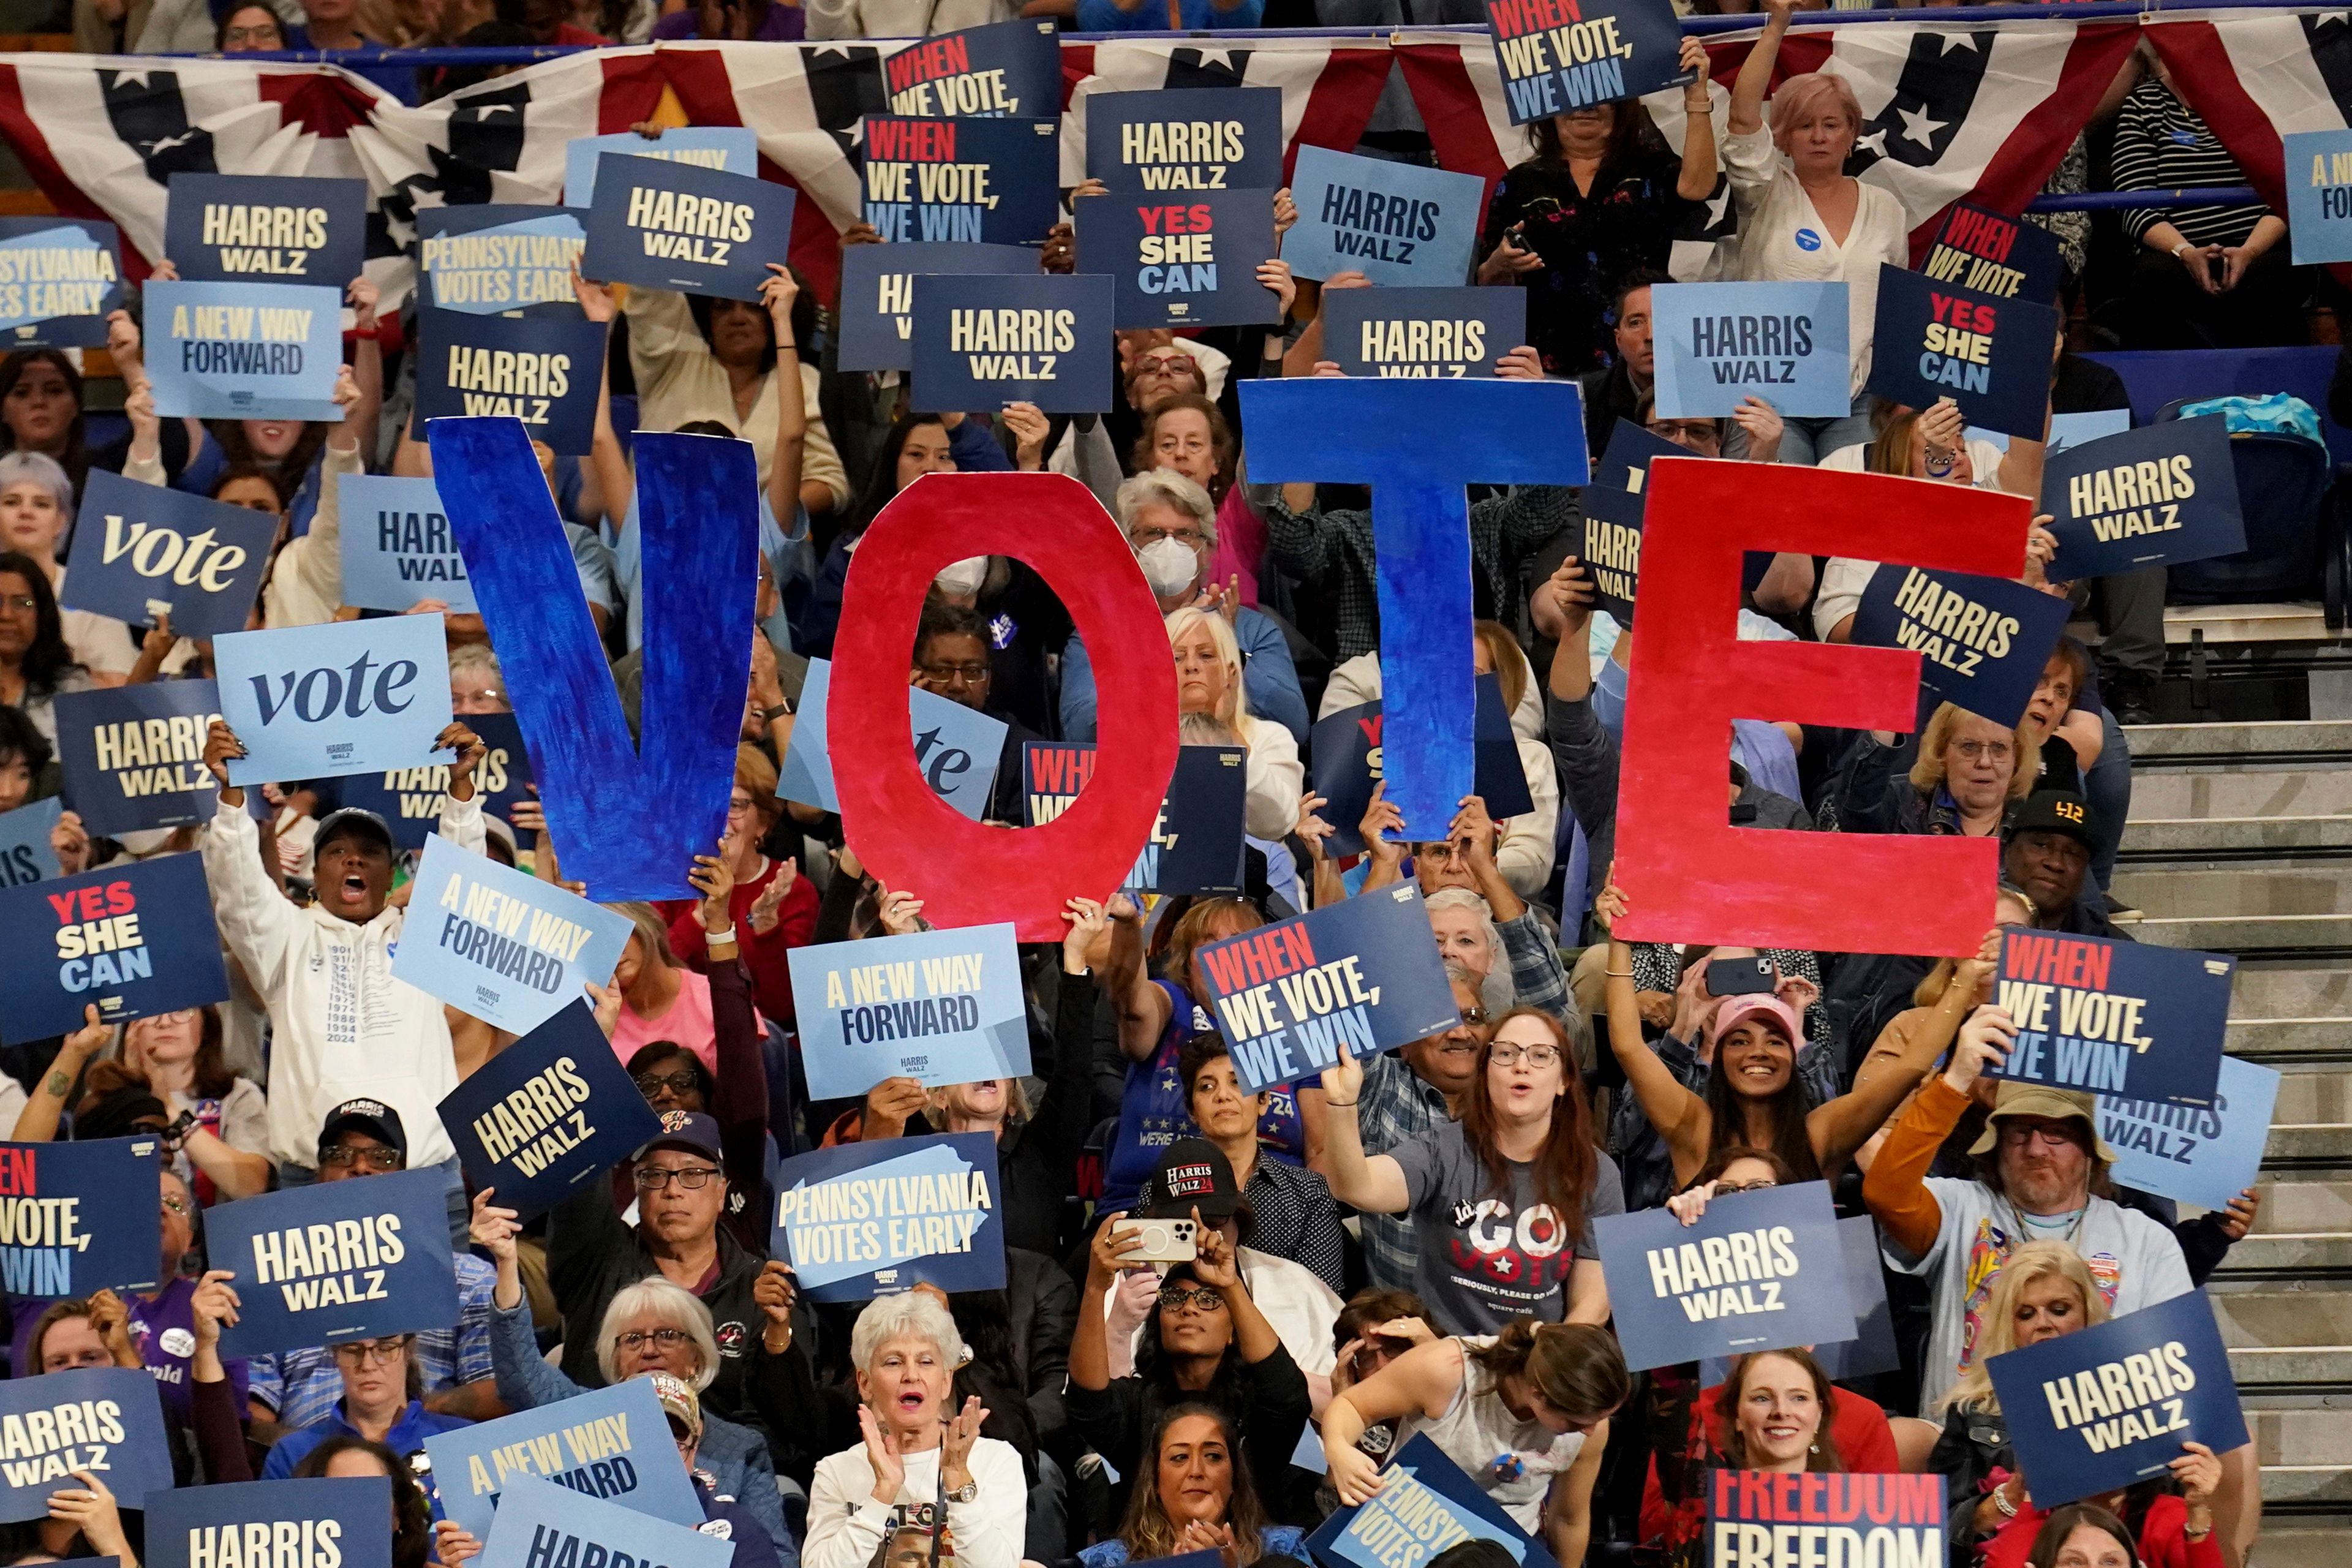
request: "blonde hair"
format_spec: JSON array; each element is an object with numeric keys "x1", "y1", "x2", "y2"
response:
[
  {"x1": 1166, "y1": 606, "x2": 1257, "y2": 745},
  {"x1": 1937, "y1": 1242, "x2": 2108, "y2": 1414},
  {"x1": 1908, "y1": 702, "x2": 2036, "y2": 801},
  {"x1": 610, "y1": 903, "x2": 680, "y2": 970},
  {"x1": 1769, "y1": 72, "x2": 1865, "y2": 157}
]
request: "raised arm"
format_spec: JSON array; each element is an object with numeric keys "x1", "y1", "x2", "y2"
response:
[
  {"x1": 1861, "y1": 1010, "x2": 2013, "y2": 1257},
  {"x1": 1594, "y1": 880, "x2": 1710, "y2": 1167},
  {"x1": 1106, "y1": 895, "x2": 1171, "y2": 1061},
  {"x1": 1728, "y1": 0, "x2": 1793, "y2": 138},
  {"x1": 1070, "y1": 1212, "x2": 1148, "y2": 1393},
  {"x1": 761, "y1": 265, "x2": 809, "y2": 527},
  {"x1": 1321, "y1": 1336, "x2": 1466, "y2": 1504},
  {"x1": 575, "y1": 267, "x2": 633, "y2": 534},
  {"x1": 1314, "y1": 1045, "x2": 1412, "y2": 1214},
  {"x1": 1675, "y1": 37, "x2": 1721, "y2": 201},
  {"x1": 13, "y1": 1007, "x2": 104, "y2": 1142},
  {"x1": 1809, "y1": 941, "x2": 1991, "y2": 1170}
]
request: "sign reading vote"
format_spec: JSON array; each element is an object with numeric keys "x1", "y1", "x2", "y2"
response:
[
  {"x1": 1286, "y1": 146, "x2": 1482, "y2": 288},
  {"x1": 788, "y1": 924, "x2": 1030, "y2": 1101},
  {"x1": 1593, "y1": 1179, "x2": 1854, "y2": 1371},
  {"x1": 779, "y1": 658, "x2": 1005, "y2": 822},
  {"x1": 2041, "y1": 417, "x2": 2245, "y2": 581},
  {"x1": 208, "y1": 1168, "x2": 459, "y2": 1357},
  {"x1": 1306, "y1": 1435, "x2": 1562, "y2": 1568},
  {"x1": 1652, "y1": 281, "x2": 1851, "y2": 420},
  {"x1": 438, "y1": 1002, "x2": 663, "y2": 1223},
  {"x1": 1923, "y1": 202, "x2": 2064, "y2": 303},
  {"x1": 479, "y1": 1471, "x2": 728, "y2": 1568},
  {"x1": 771, "y1": 1132, "x2": 1007, "y2": 1302},
  {"x1": 424, "y1": 1368, "x2": 700, "y2": 1540},
  {"x1": 1991, "y1": 930, "x2": 2233, "y2": 1107},
  {"x1": 911, "y1": 273, "x2": 1112, "y2": 415},
  {"x1": 1850, "y1": 564, "x2": 2072, "y2": 729},
  {"x1": 216, "y1": 616, "x2": 453, "y2": 786},
  {"x1": 2286, "y1": 129, "x2": 2352, "y2": 265},
  {"x1": 1196, "y1": 883, "x2": 1462, "y2": 1095},
  {"x1": 1087, "y1": 88, "x2": 1284, "y2": 193},
  {"x1": 1705, "y1": 1471, "x2": 1942, "y2": 1568},
  {"x1": 2101, "y1": 1055, "x2": 2280, "y2": 1214},
  {"x1": 0, "y1": 1138, "x2": 162, "y2": 1298},
  {"x1": 165, "y1": 173, "x2": 367, "y2": 285},
  {"x1": 150, "y1": 1477, "x2": 393, "y2": 1568},
  {"x1": 415, "y1": 306, "x2": 605, "y2": 456},
  {"x1": 583, "y1": 157, "x2": 796, "y2": 303},
  {"x1": 1986, "y1": 1290, "x2": 2248, "y2": 1507},
  {"x1": 0, "y1": 853, "x2": 229, "y2": 1042},
  {"x1": 0, "y1": 1367, "x2": 176, "y2": 1520},
  {"x1": 1305, "y1": 679, "x2": 1531, "y2": 859},
  {"x1": 1484, "y1": 0, "x2": 1691, "y2": 124},
  {"x1": 419, "y1": 205, "x2": 587, "y2": 318},
  {"x1": 884, "y1": 19, "x2": 1060, "y2": 118},
  {"x1": 861, "y1": 116, "x2": 1058, "y2": 246},
  {"x1": 0, "y1": 799, "x2": 61, "y2": 888},
  {"x1": 1080, "y1": 188, "x2": 1281, "y2": 331},
  {"x1": 146, "y1": 279, "x2": 342, "y2": 423},
  {"x1": 334, "y1": 709, "x2": 535, "y2": 850},
  {"x1": 564, "y1": 129, "x2": 758, "y2": 208},
  {"x1": 63, "y1": 469, "x2": 276, "y2": 638},
  {"x1": 394, "y1": 834, "x2": 632, "y2": 1036},
  {"x1": 1866, "y1": 266, "x2": 2061, "y2": 439},
  {"x1": 1325, "y1": 286, "x2": 1524, "y2": 379},
  {"x1": 0, "y1": 217, "x2": 125, "y2": 348},
  {"x1": 339, "y1": 473, "x2": 477, "y2": 614},
  {"x1": 836, "y1": 241, "x2": 1033, "y2": 373}
]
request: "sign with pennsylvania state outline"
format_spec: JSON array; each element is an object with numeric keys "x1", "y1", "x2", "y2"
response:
[
  {"x1": 1304, "y1": 1435, "x2": 1559, "y2": 1568},
  {"x1": 769, "y1": 1133, "x2": 1006, "y2": 1302}
]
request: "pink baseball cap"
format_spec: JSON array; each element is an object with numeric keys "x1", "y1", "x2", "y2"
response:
[{"x1": 1709, "y1": 992, "x2": 1804, "y2": 1049}]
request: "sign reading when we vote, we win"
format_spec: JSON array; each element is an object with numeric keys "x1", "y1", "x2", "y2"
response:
[
  {"x1": 0, "y1": 1139, "x2": 162, "y2": 1298},
  {"x1": 861, "y1": 115, "x2": 1057, "y2": 245},
  {"x1": 1483, "y1": 0, "x2": 1690, "y2": 125},
  {"x1": 771, "y1": 1131, "x2": 1006, "y2": 1302},
  {"x1": 1991, "y1": 929, "x2": 2233, "y2": 1107}
]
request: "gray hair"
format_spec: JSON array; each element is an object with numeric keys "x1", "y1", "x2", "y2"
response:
[
  {"x1": 0, "y1": 450, "x2": 73, "y2": 519},
  {"x1": 1116, "y1": 469, "x2": 1218, "y2": 549},
  {"x1": 850, "y1": 1291, "x2": 965, "y2": 1374},
  {"x1": 448, "y1": 642, "x2": 502, "y2": 685},
  {"x1": 1426, "y1": 889, "x2": 1513, "y2": 1019},
  {"x1": 598, "y1": 1278, "x2": 720, "y2": 1392}
]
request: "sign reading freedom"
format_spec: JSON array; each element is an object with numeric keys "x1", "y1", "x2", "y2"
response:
[{"x1": 1706, "y1": 1471, "x2": 1943, "y2": 1568}]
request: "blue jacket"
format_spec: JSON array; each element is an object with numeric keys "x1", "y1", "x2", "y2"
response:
[
  {"x1": 1058, "y1": 606, "x2": 1309, "y2": 747},
  {"x1": 261, "y1": 1398, "x2": 473, "y2": 1501},
  {"x1": 695, "y1": 1474, "x2": 790, "y2": 1568}
]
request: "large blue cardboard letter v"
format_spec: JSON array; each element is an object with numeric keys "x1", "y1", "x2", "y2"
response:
[
  {"x1": 427, "y1": 418, "x2": 755, "y2": 900},
  {"x1": 1237, "y1": 380, "x2": 1588, "y2": 831}
]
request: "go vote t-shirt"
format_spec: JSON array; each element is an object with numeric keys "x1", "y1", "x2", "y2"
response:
[{"x1": 1388, "y1": 1121, "x2": 1626, "y2": 1334}]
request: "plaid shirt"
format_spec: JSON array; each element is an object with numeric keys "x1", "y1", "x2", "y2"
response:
[
  {"x1": 248, "y1": 1254, "x2": 497, "y2": 1428},
  {"x1": 1355, "y1": 1050, "x2": 1455, "y2": 1292}
]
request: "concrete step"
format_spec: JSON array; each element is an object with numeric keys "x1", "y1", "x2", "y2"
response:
[
  {"x1": 2122, "y1": 816, "x2": 2352, "y2": 857},
  {"x1": 2266, "y1": 1123, "x2": 2352, "y2": 1164},
  {"x1": 2275, "y1": 1074, "x2": 2352, "y2": 1125},
  {"x1": 2130, "y1": 770, "x2": 2352, "y2": 820},
  {"x1": 2111, "y1": 868, "x2": 2352, "y2": 921},
  {"x1": 2232, "y1": 1346, "x2": 2352, "y2": 1387},
  {"x1": 2230, "y1": 1017, "x2": 2352, "y2": 1062},
  {"x1": 2232, "y1": 965, "x2": 2352, "y2": 1020},
  {"x1": 2126, "y1": 720, "x2": 2352, "y2": 763},
  {"x1": 2213, "y1": 1289, "x2": 2352, "y2": 1348},
  {"x1": 2212, "y1": 1232, "x2": 2352, "y2": 1276},
  {"x1": 2252, "y1": 1404, "x2": 2352, "y2": 1468},
  {"x1": 2252, "y1": 1527, "x2": 2352, "y2": 1563},
  {"x1": 2130, "y1": 913, "x2": 2352, "y2": 959},
  {"x1": 2247, "y1": 1180, "x2": 2352, "y2": 1235}
]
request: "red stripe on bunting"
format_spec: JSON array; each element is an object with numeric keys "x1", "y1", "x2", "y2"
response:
[
  {"x1": 597, "y1": 47, "x2": 673, "y2": 132},
  {"x1": 1392, "y1": 41, "x2": 1506, "y2": 212},
  {"x1": 255, "y1": 70, "x2": 383, "y2": 136},
  {"x1": 2146, "y1": 20, "x2": 2287, "y2": 209},
  {"x1": 656, "y1": 45, "x2": 844, "y2": 304},
  {"x1": 1281, "y1": 46, "x2": 1392, "y2": 183}
]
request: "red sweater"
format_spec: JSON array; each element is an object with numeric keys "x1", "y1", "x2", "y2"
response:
[
  {"x1": 1642, "y1": 1381, "x2": 1901, "y2": 1549},
  {"x1": 659, "y1": 857, "x2": 817, "y2": 1026},
  {"x1": 1984, "y1": 1494, "x2": 2221, "y2": 1568}
]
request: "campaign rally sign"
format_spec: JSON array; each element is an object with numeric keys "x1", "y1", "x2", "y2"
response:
[
  {"x1": 216, "y1": 616, "x2": 453, "y2": 786},
  {"x1": 1131, "y1": 745, "x2": 1246, "y2": 894},
  {"x1": 1581, "y1": 484, "x2": 1646, "y2": 624},
  {"x1": 2286, "y1": 129, "x2": 2352, "y2": 265},
  {"x1": 1484, "y1": 0, "x2": 1691, "y2": 124},
  {"x1": 0, "y1": 218, "x2": 125, "y2": 347},
  {"x1": 0, "y1": 853, "x2": 229, "y2": 1041},
  {"x1": 1596, "y1": 418, "x2": 1689, "y2": 493},
  {"x1": 1972, "y1": 408, "x2": 2135, "y2": 456},
  {"x1": 911, "y1": 273, "x2": 1113, "y2": 415},
  {"x1": 1079, "y1": 188, "x2": 1281, "y2": 331},
  {"x1": 0, "y1": 1138, "x2": 162, "y2": 1298},
  {"x1": 62, "y1": 469, "x2": 276, "y2": 638},
  {"x1": 418, "y1": 205, "x2": 588, "y2": 317},
  {"x1": 1087, "y1": 88, "x2": 1285, "y2": 193},
  {"x1": 334, "y1": 709, "x2": 535, "y2": 850},
  {"x1": 884, "y1": 19, "x2": 1060, "y2": 117},
  {"x1": 339, "y1": 473, "x2": 478, "y2": 613},
  {"x1": 1991, "y1": 929, "x2": 2233, "y2": 1107},
  {"x1": 150, "y1": 1478, "x2": 393, "y2": 1568},
  {"x1": 2041, "y1": 417, "x2": 2245, "y2": 581},
  {"x1": 1305, "y1": 678, "x2": 1533, "y2": 859},
  {"x1": 1021, "y1": 741, "x2": 1094, "y2": 827},
  {"x1": 480, "y1": 1472, "x2": 727, "y2": 1568},
  {"x1": 209, "y1": 1168, "x2": 460, "y2": 1357},
  {"x1": 1703, "y1": 1214, "x2": 1899, "y2": 1385},
  {"x1": 836, "y1": 241, "x2": 1033, "y2": 373},
  {"x1": 1923, "y1": 202, "x2": 2064, "y2": 303},
  {"x1": 145, "y1": 280, "x2": 342, "y2": 423},
  {"x1": 0, "y1": 1367, "x2": 176, "y2": 1520},
  {"x1": 1196, "y1": 883, "x2": 1462, "y2": 1095},
  {"x1": 583, "y1": 157, "x2": 796, "y2": 303},
  {"x1": 1866, "y1": 267, "x2": 2061, "y2": 439},
  {"x1": 1305, "y1": 1434, "x2": 1562, "y2": 1568},
  {"x1": 438, "y1": 1002, "x2": 663, "y2": 1223},
  {"x1": 1703, "y1": 1471, "x2": 1942, "y2": 1568},
  {"x1": 771, "y1": 1131, "x2": 1007, "y2": 1302},
  {"x1": 563, "y1": 128, "x2": 758, "y2": 208},
  {"x1": 1849, "y1": 564, "x2": 2072, "y2": 729},
  {"x1": 1286, "y1": 147, "x2": 1483, "y2": 288},
  {"x1": 1472, "y1": 672, "x2": 1535, "y2": 821},
  {"x1": 415, "y1": 306, "x2": 605, "y2": 456},
  {"x1": 779, "y1": 658, "x2": 1005, "y2": 822},
  {"x1": 1593, "y1": 1180, "x2": 1853, "y2": 1371},
  {"x1": 165, "y1": 173, "x2": 367, "y2": 286},
  {"x1": 394, "y1": 833, "x2": 631, "y2": 1035},
  {"x1": 1986, "y1": 1290, "x2": 2248, "y2": 1506},
  {"x1": 788, "y1": 924, "x2": 1030, "y2": 1101},
  {"x1": 1325, "y1": 287, "x2": 1525, "y2": 379},
  {"x1": 424, "y1": 1367, "x2": 701, "y2": 1539},
  {"x1": 1652, "y1": 281, "x2": 1851, "y2": 420},
  {"x1": 0, "y1": 798, "x2": 60, "y2": 888},
  {"x1": 861, "y1": 116, "x2": 1058, "y2": 246},
  {"x1": 2101, "y1": 1056, "x2": 2280, "y2": 1214}
]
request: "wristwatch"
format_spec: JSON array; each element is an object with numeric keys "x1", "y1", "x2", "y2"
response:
[{"x1": 944, "y1": 1480, "x2": 978, "y2": 1504}]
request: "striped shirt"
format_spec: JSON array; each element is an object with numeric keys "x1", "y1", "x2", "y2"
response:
[{"x1": 2112, "y1": 77, "x2": 2271, "y2": 248}]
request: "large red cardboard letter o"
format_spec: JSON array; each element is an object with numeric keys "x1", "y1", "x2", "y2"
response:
[{"x1": 831, "y1": 472, "x2": 1180, "y2": 941}]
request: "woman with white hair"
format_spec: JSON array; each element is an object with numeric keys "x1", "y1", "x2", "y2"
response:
[
  {"x1": 1422, "y1": 889, "x2": 1515, "y2": 1020},
  {"x1": 804, "y1": 1292, "x2": 1025, "y2": 1568},
  {"x1": 0, "y1": 448, "x2": 165, "y2": 682},
  {"x1": 1169, "y1": 605, "x2": 1304, "y2": 842}
]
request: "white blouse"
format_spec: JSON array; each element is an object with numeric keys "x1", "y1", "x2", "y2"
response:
[{"x1": 804, "y1": 1434, "x2": 1025, "y2": 1568}]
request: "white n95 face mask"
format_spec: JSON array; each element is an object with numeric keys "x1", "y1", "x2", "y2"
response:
[
  {"x1": 1136, "y1": 537, "x2": 1200, "y2": 598},
  {"x1": 933, "y1": 556, "x2": 988, "y2": 597}
]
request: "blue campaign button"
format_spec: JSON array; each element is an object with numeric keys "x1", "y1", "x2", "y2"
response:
[{"x1": 1795, "y1": 227, "x2": 1823, "y2": 251}]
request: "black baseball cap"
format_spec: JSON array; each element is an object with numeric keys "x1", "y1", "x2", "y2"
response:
[
  {"x1": 2010, "y1": 789, "x2": 2095, "y2": 849},
  {"x1": 319, "y1": 1098, "x2": 408, "y2": 1161},
  {"x1": 1137, "y1": 1137, "x2": 1245, "y2": 1221},
  {"x1": 313, "y1": 807, "x2": 397, "y2": 858}
]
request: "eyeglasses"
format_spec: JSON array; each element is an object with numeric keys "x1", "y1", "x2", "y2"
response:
[
  {"x1": 918, "y1": 662, "x2": 991, "y2": 686},
  {"x1": 321, "y1": 1145, "x2": 402, "y2": 1170},
  {"x1": 331, "y1": 1339, "x2": 409, "y2": 1366},
  {"x1": 160, "y1": 1194, "x2": 189, "y2": 1216},
  {"x1": 1129, "y1": 527, "x2": 1203, "y2": 548},
  {"x1": 1133, "y1": 353, "x2": 1196, "y2": 377},
  {"x1": 726, "y1": 796, "x2": 760, "y2": 817},
  {"x1": 1999, "y1": 1123, "x2": 2082, "y2": 1150},
  {"x1": 1158, "y1": 1286, "x2": 1225, "y2": 1311},
  {"x1": 613, "y1": 1327, "x2": 695, "y2": 1352},
  {"x1": 635, "y1": 1071, "x2": 701, "y2": 1096},
  {"x1": 635, "y1": 1165, "x2": 722, "y2": 1191},
  {"x1": 1711, "y1": 1180, "x2": 1779, "y2": 1196},
  {"x1": 1954, "y1": 741, "x2": 2015, "y2": 763},
  {"x1": 222, "y1": 22, "x2": 282, "y2": 41},
  {"x1": 1490, "y1": 1044, "x2": 1561, "y2": 1068}
]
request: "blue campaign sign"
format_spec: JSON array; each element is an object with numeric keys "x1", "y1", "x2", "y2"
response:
[
  {"x1": 145, "y1": 279, "x2": 343, "y2": 422},
  {"x1": 1653, "y1": 281, "x2": 1852, "y2": 420},
  {"x1": 1849, "y1": 564, "x2": 2073, "y2": 730},
  {"x1": 1473, "y1": 672, "x2": 1534, "y2": 821},
  {"x1": 393, "y1": 834, "x2": 633, "y2": 1035},
  {"x1": 1593, "y1": 1179, "x2": 1855, "y2": 1372},
  {"x1": 1991, "y1": 929, "x2": 2234, "y2": 1107},
  {"x1": 910, "y1": 273, "x2": 1114, "y2": 415},
  {"x1": 1196, "y1": 883, "x2": 1462, "y2": 1095},
  {"x1": 479, "y1": 1473, "x2": 728, "y2": 1568},
  {"x1": 1581, "y1": 482, "x2": 1645, "y2": 625},
  {"x1": 1078, "y1": 187, "x2": 1282, "y2": 331},
  {"x1": 0, "y1": 218, "x2": 126, "y2": 349},
  {"x1": 418, "y1": 205, "x2": 588, "y2": 317},
  {"x1": 438, "y1": 1001, "x2": 663, "y2": 1223},
  {"x1": 1970, "y1": 408, "x2": 2135, "y2": 456},
  {"x1": 1022, "y1": 741, "x2": 1096, "y2": 827},
  {"x1": 415, "y1": 306, "x2": 606, "y2": 456},
  {"x1": 150, "y1": 1477, "x2": 393, "y2": 1568},
  {"x1": 884, "y1": 20, "x2": 1060, "y2": 118},
  {"x1": 1305, "y1": 1434, "x2": 1561, "y2": 1568},
  {"x1": 0, "y1": 853, "x2": 230, "y2": 1042},
  {"x1": 1325, "y1": 286, "x2": 1525, "y2": 379},
  {"x1": 2041, "y1": 417, "x2": 2245, "y2": 581},
  {"x1": 0, "y1": 1367, "x2": 176, "y2": 1521},
  {"x1": 1286, "y1": 146, "x2": 1482, "y2": 288},
  {"x1": 2287, "y1": 129, "x2": 2352, "y2": 265},
  {"x1": 771, "y1": 1131, "x2": 1008, "y2": 1302},
  {"x1": 214, "y1": 616, "x2": 454, "y2": 786},
  {"x1": 0, "y1": 797, "x2": 61, "y2": 888},
  {"x1": 1130, "y1": 745, "x2": 1246, "y2": 895},
  {"x1": 1596, "y1": 417, "x2": 1689, "y2": 492},
  {"x1": 165, "y1": 173, "x2": 367, "y2": 286},
  {"x1": 1483, "y1": 0, "x2": 1691, "y2": 124},
  {"x1": 1703, "y1": 1471, "x2": 1942, "y2": 1568},
  {"x1": 2101, "y1": 1055, "x2": 2280, "y2": 1215},
  {"x1": 861, "y1": 115, "x2": 1059, "y2": 246},
  {"x1": 55, "y1": 681, "x2": 221, "y2": 839},
  {"x1": 788, "y1": 923, "x2": 1031, "y2": 1101},
  {"x1": 0, "y1": 1138, "x2": 163, "y2": 1298},
  {"x1": 1086, "y1": 88, "x2": 1286, "y2": 194},
  {"x1": 1986, "y1": 1290, "x2": 2248, "y2": 1507},
  {"x1": 582, "y1": 156, "x2": 797, "y2": 303},
  {"x1": 1865, "y1": 266, "x2": 2062, "y2": 440},
  {"x1": 339, "y1": 473, "x2": 478, "y2": 613},
  {"x1": 780, "y1": 658, "x2": 1006, "y2": 822},
  {"x1": 333, "y1": 709, "x2": 535, "y2": 850},
  {"x1": 1303, "y1": 679, "x2": 1537, "y2": 861},
  {"x1": 837, "y1": 241, "x2": 1034, "y2": 373},
  {"x1": 424, "y1": 1372, "x2": 701, "y2": 1540},
  {"x1": 563, "y1": 129, "x2": 758, "y2": 208},
  {"x1": 208, "y1": 1168, "x2": 461, "y2": 1358},
  {"x1": 1923, "y1": 202, "x2": 2064, "y2": 304},
  {"x1": 1703, "y1": 1213, "x2": 1898, "y2": 1385},
  {"x1": 62, "y1": 469, "x2": 276, "y2": 638}
]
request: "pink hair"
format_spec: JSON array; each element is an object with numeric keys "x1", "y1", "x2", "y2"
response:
[{"x1": 1769, "y1": 71, "x2": 1865, "y2": 156}]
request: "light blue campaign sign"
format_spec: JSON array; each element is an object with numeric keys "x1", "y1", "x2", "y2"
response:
[
  {"x1": 339, "y1": 473, "x2": 477, "y2": 613},
  {"x1": 419, "y1": 208, "x2": 587, "y2": 317},
  {"x1": 145, "y1": 280, "x2": 342, "y2": 422},
  {"x1": 214, "y1": 616, "x2": 454, "y2": 785},
  {"x1": 1969, "y1": 407, "x2": 2133, "y2": 456},
  {"x1": 480, "y1": 1474, "x2": 731, "y2": 1568},
  {"x1": 2101, "y1": 1055, "x2": 2280, "y2": 1214},
  {"x1": 0, "y1": 219, "x2": 126, "y2": 347},
  {"x1": 2287, "y1": 129, "x2": 2352, "y2": 265},
  {"x1": 778, "y1": 658, "x2": 1005, "y2": 821},
  {"x1": 1285, "y1": 146, "x2": 1483, "y2": 287},
  {"x1": 423, "y1": 1377, "x2": 703, "y2": 1541},
  {"x1": 392, "y1": 833, "x2": 632, "y2": 1035},
  {"x1": 770, "y1": 1131, "x2": 1007, "y2": 1300},
  {"x1": 563, "y1": 129, "x2": 758, "y2": 208},
  {"x1": 1304, "y1": 1436, "x2": 1561, "y2": 1568},
  {"x1": 1653, "y1": 281, "x2": 1850, "y2": 419},
  {"x1": 0, "y1": 797, "x2": 61, "y2": 888},
  {"x1": 788, "y1": 922, "x2": 1030, "y2": 1101}
]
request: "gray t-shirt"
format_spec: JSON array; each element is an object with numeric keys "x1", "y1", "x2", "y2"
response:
[{"x1": 1389, "y1": 1121, "x2": 1626, "y2": 1336}]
